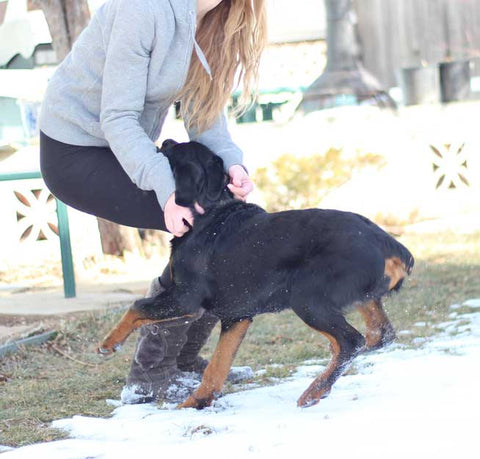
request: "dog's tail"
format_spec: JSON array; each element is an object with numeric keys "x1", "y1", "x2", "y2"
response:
[
  {"x1": 391, "y1": 239, "x2": 414, "y2": 273},
  {"x1": 382, "y1": 237, "x2": 414, "y2": 291}
]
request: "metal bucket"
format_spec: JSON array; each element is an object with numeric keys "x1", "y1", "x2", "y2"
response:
[
  {"x1": 439, "y1": 60, "x2": 471, "y2": 103},
  {"x1": 400, "y1": 66, "x2": 440, "y2": 106}
]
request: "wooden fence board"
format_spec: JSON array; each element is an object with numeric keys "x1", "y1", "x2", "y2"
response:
[{"x1": 355, "y1": 0, "x2": 480, "y2": 86}]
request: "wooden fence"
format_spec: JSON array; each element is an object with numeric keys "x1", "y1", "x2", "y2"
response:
[{"x1": 355, "y1": 0, "x2": 480, "y2": 87}]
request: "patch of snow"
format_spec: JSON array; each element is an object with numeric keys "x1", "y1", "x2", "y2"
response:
[
  {"x1": 105, "y1": 399, "x2": 122, "y2": 408},
  {"x1": 120, "y1": 384, "x2": 153, "y2": 405},
  {"x1": 463, "y1": 298, "x2": 480, "y2": 308},
  {"x1": 3, "y1": 306, "x2": 480, "y2": 459},
  {"x1": 397, "y1": 329, "x2": 412, "y2": 335},
  {"x1": 226, "y1": 365, "x2": 254, "y2": 383},
  {"x1": 411, "y1": 337, "x2": 427, "y2": 345}
]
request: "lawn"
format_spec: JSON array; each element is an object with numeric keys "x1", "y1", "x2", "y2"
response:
[{"x1": 1, "y1": 230, "x2": 479, "y2": 447}]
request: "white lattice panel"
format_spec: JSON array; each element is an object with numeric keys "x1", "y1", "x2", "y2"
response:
[{"x1": 0, "y1": 178, "x2": 103, "y2": 269}]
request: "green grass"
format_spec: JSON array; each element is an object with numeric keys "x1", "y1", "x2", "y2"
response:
[
  {"x1": 382, "y1": 231, "x2": 480, "y2": 344},
  {"x1": 1, "y1": 230, "x2": 479, "y2": 447}
]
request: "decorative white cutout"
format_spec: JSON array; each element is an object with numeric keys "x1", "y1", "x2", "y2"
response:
[
  {"x1": 430, "y1": 142, "x2": 470, "y2": 190},
  {"x1": 13, "y1": 187, "x2": 58, "y2": 242}
]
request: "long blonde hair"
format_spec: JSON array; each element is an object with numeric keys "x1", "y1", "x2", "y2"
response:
[{"x1": 179, "y1": 0, "x2": 267, "y2": 133}]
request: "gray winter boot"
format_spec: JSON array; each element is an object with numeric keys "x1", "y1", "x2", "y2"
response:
[
  {"x1": 121, "y1": 276, "x2": 254, "y2": 405},
  {"x1": 177, "y1": 311, "x2": 219, "y2": 373},
  {"x1": 121, "y1": 277, "x2": 199, "y2": 404},
  {"x1": 121, "y1": 319, "x2": 200, "y2": 404}
]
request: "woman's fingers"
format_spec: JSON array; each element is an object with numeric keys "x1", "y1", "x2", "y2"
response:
[
  {"x1": 167, "y1": 215, "x2": 182, "y2": 237},
  {"x1": 164, "y1": 193, "x2": 195, "y2": 237},
  {"x1": 227, "y1": 181, "x2": 254, "y2": 201},
  {"x1": 182, "y1": 209, "x2": 194, "y2": 228},
  {"x1": 228, "y1": 164, "x2": 254, "y2": 201},
  {"x1": 227, "y1": 184, "x2": 245, "y2": 201},
  {"x1": 174, "y1": 209, "x2": 193, "y2": 237},
  {"x1": 194, "y1": 202, "x2": 205, "y2": 214}
]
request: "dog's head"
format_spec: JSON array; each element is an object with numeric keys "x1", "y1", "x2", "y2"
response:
[{"x1": 160, "y1": 139, "x2": 232, "y2": 209}]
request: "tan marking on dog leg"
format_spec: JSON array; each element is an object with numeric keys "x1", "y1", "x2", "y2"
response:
[
  {"x1": 384, "y1": 257, "x2": 407, "y2": 290},
  {"x1": 297, "y1": 332, "x2": 344, "y2": 407},
  {"x1": 98, "y1": 309, "x2": 200, "y2": 356},
  {"x1": 357, "y1": 300, "x2": 396, "y2": 350},
  {"x1": 179, "y1": 319, "x2": 251, "y2": 409}
]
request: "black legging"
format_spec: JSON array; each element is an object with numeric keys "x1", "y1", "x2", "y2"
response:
[{"x1": 40, "y1": 131, "x2": 167, "y2": 231}]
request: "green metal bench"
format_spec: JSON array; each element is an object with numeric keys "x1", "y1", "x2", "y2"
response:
[
  {"x1": 232, "y1": 86, "x2": 305, "y2": 123},
  {"x1": 0, "y1": 170, "x2": 76, "y2": 298}
]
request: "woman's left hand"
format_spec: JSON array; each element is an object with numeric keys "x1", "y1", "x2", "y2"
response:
[{"x1": 227, "y1": 165, "x2": 254, "y2": 201}]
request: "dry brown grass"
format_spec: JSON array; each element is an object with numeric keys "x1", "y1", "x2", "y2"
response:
[{"x1": 1, "y1": 230, "x2": 479, "y2": 447}]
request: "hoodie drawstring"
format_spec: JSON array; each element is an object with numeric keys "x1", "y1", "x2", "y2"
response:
[{"x1": 189, "y1": 10, "x2": 213, "y2": 80}]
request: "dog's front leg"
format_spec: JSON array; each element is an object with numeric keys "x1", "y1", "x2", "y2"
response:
[
  {"x1": 98, "y1": 291, "x2": 202, "y2": 356},
  {"x1": 178, "y1": 318, "x2": 251, "y2": 409}
]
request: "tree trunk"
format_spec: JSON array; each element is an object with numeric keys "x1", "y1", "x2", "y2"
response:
[
  {"x1": 36, "y1": 0, "x2": 147, "y2": 258},
  {"x1": 298, "y1": 0, "x2": 396, "y2": 113},
  {"x1": 64, "y1": 0, "x2": 90, "y2": 46},
  {"x1": 97, "y1": 219, "x2": 145, "y2": 257},
  {"x1": 324, "y1": 0, "x2": 360, "y2": 72},
  {"x1": 33, "y1": 0, "x2": 90, "y2": 61}
]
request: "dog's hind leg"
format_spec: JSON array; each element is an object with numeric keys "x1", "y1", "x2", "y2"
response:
[
  {"x1": 178, "y1": 318, "x2": 251, "y2": 409},
  {"x1": 357, "y1": 299, "x2": 396, "y2": 351},
  {"x1": 292, "y1": 305, "x2": 365, "y2": 407},
  {"x1": 98, "y1": 290, "x2": 203, "y2": 356}
]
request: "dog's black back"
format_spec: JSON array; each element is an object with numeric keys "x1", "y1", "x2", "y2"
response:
[{"x1": 162, "y1": 140, "x2": 413, "y2": 325}]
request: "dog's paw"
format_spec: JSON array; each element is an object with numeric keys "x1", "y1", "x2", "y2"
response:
[
  {"x1": 364, "y1": 326, "x2": 396, "y2": 352},
  {"x1": 177, "y1": 394, "x2": 213, "y2": 410},
  {"x1": 97, "y1": 342, "x2": 122, "y2": 356},
  {"x1": 297, "y1": 395, "x2": 321, "y2": 408},
  {"x1": 297, "y1": 388, "x2": 329, "y2": 408}
]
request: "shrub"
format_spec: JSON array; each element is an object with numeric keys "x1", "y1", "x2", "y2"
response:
[{"x1": 254, "y1": 148, "x2": 385, "y2": 212}]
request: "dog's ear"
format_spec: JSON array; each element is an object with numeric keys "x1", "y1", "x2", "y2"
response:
[
  {"x1": 205, "y1": 155, "x2": 226, "y2": 201},
  {"x1": 160, "y1": 139, "x2": 178, "y2": 157},
  {"x1": 173, "y1": 162, "x2": 204, "y2": 207}
]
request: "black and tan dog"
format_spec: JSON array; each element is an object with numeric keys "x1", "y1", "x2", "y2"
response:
[{"x1": 98, "y1": 139, "x2": 414, "y2": 409}]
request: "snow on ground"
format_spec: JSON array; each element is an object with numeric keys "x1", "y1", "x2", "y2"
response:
[{"x1": 3, "y1": 302, "x2": 480, "y2": 459}]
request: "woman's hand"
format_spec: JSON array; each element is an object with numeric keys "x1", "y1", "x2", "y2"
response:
[
  {"x1": 227, "y1": 164, "x2": 254, "y2": 201},
  {"x1": 164, "y1": 193, "x2": 204, "y2": 237}
]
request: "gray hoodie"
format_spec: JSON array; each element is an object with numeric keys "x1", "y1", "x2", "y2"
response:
[{"x1": 39, "y1": 0, "x2": 243, "y2": 209}]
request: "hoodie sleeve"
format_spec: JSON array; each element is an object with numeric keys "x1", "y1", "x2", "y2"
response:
[
  {"x1": 185, "y1": 112, "x2": 244, "y2": 172},
  {"x1": 100, "y1": 0, "x2": 176, "y2": 210}
]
